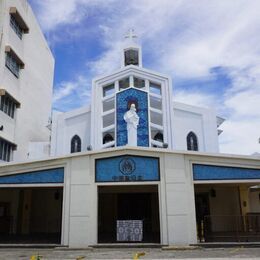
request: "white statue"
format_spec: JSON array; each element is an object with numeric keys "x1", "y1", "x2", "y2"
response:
[{"x1": 124, "y1": 103, "x2": 139, "y2": 146}]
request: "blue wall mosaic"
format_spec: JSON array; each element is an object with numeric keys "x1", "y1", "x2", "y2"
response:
[
  {"x1": 116, "y1": 88, "x2": 149, "y2": 147},
  {"x1": 96, "y1": 155, "x2": 159, "y2": 182},
  {"x1": 0, "y1": 168, "x2": 64, "y2": 184},
  {"x1": 193, "y1": 164, "x2": 260, "y2": 181}
]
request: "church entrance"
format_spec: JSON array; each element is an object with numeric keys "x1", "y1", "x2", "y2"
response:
[
  {"x1": 195, "y1": 184, "x2": 260, "y2": 242},
  {"x1": 0, "y1": 187, "x2": 63, "y2": 244},
  {"x1": 98, "y1": 185, "x2": 160, "y2": 243}
]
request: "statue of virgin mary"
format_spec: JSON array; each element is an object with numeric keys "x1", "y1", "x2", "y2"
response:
[{"x1": 124, "y1": 103, "x2": 139, "y2": 146}]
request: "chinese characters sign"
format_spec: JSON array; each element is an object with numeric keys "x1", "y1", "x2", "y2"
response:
[{"x1": 95, "y1": 155, "x2": 160, "y2": 182}]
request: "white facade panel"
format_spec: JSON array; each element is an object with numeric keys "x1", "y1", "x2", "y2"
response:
[
  {"x1": 172, "y1": 102, "x2": 219, "y2": 152},
  {"x1": 69, "y1": 216, "x2": 92, "y2": 247},
  {"x1": 0, "y1": 110, "x2": 15, "y2": 141},
  {"x1": 0, "y1": 148, "x2": 259, "y2": 246}
]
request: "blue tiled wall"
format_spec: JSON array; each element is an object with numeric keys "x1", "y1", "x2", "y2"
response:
[
  {"x1": 0, "y1": 168, "x2": 64, "y2": 184},
  {"x1": 193, "y1": 164, "x2": 260, "y2": 180},
  {"x1": 96, "y1": 155, "x2": 159, "y2": 182},
  {"x1": 116, "y1": 88, "x2": 149, "y2": 147}
]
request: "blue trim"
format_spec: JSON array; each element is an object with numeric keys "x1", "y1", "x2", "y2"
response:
[
  {"x1": 96, "y1": 155, "x2": 160, "y2": 182},
  {"x1": 193, "y1": 164, "x2": 260, "y2": 180},
  {"x1": 0, "y1": 168, "x2": 64, "y2": 184}
]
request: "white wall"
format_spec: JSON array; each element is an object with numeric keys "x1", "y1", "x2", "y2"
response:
[
  {"x1": 64, "y1": 150, "x2": 198, "y2": 247},
  {"x1": 50, "y1": 107, "x2": 91, "y2": 157},
  {"x1": 0, "y1": 110, "x2": 15, "y2": 142},
  {"x1": 164, "y1": 153, "x2": 197, "y2": 245},
  {"x1": 249, "y1": 190, "x2": 260, "y2": 213},
  {"x1": 172, "y1": 102, "x2": 219, "y2": 153},
  {"x1": 28, "y1": 141, "x2": 50, "y2": 159},
  {"x1": 67, "y1": 156, "x2": 97, "y2": 247}
]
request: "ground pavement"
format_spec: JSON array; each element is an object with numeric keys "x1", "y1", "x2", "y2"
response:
[{"x1": 0, "y1": 246, "x2": 260, "y2": 259}]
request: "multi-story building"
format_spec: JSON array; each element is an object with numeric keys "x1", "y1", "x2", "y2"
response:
[{"x1": 0, "y1": 0, "x2": 54, "y2": 162}]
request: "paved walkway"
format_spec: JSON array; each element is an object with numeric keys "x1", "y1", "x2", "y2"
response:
[{"x1": 0, "y1": 247, "x2": 260, "y2": 259}]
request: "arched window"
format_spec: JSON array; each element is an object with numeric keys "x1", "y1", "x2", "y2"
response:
[
  {"x1": 187, "y1": 132, "x2": 198, "y2": 151},
  {"x1": 71, "y1": 135, "x2": 81, "y2": 153},
  {"x1": 124, "y1": 49, "x2": 139, "y2": 66},
  {"x1": 103, "y1": 134, "x2": 114, "y2": 144}
]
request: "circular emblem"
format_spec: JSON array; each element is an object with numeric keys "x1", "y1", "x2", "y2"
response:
[{"x1": 119, "y1": 158, "x2": 136, "y2": 175}]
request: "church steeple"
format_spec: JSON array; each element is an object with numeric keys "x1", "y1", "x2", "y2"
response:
[{"x1": 121, "y1": 29, "x2": 142, "y2": 68}]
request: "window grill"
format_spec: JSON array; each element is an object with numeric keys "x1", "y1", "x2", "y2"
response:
[
  {"x1": 5, "y1": 52, "x2": 20, "y2": 78},
  {"x1": 0, "y1": 138, "x2": 15, "y2": 162},
  {"x1": 10, "y1": 14, "x2": 23, "y2": 39},
  {"x1": 0, "y1": 95, "x2": 16, "y2": 118}
]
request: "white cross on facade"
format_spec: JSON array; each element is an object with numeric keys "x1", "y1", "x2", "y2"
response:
[{"x1": 125, "y1": 29, "x2": 137, "y2": 40}]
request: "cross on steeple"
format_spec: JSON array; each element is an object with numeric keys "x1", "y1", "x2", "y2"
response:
[{"x1": 125, "y1": 29, "x2": 137, "y2": 41}]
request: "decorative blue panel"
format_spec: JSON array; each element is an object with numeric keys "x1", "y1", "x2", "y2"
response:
[
  {"x1": 96, "y1": 155, "x2": 159, "y2": 182},
  {"x1": 116, "y1": 88, "x2": 149, "y2": 147},
  {"x1": 0, "y1": 168, "x2": 64, "y2": 184},
  {"x1": 193, "y1": 164, "x2": 260, "y2": 181}
]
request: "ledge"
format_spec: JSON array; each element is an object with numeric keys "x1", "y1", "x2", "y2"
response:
[
  {"x1": 5, "y1": 45, "x2": 25, "y2": 69},
  {"x1": 9, "y1": 7, "x2": 29, "y2": 33},
  {"x1": 0, "y1": 135, "x2": 17, "y2": 149},
  {"x1": 0, "y1": 88, "x2": 21, "y2": 108}
]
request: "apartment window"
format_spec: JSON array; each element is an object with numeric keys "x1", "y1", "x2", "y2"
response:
[
  {"x1": 0, "y1": 95, "x2": 16, "y2": 118},
  {"x1": 0, "y1": 138, "x2": 15, "y2": 162},
  {"x1": 10, "y1": 14, "x2": 23, "y2": 39},
  {"x1": 9, "y1": 7, "x2": 29, "y2": 38},
  {"x1": 5, "y1": 52, "x2": 20, "y2": 78}
]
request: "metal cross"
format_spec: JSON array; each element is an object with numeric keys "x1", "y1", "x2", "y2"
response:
[{"x1": 125, "y1": 29, "x2": 137, "y2": 40}]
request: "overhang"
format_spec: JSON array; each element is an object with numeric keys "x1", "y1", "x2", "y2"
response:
[
  {"x1": 0, "y1": 88, "x2": 21, "y2": 108},
  {"x1": 9, "y1": 7, "x2": 29, "y2": 33},
  {"x1": 0, "y1": 135, "x2": 17, "y2": 150},
  {"x1": 5, "y1": 46, "x2": 25, "y2": 68},
  {"x1": 216, "y1": 116, "x2": 225, "y2": 127}
]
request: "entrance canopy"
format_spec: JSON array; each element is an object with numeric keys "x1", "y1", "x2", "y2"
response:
[
  {"x1": 0, "y1": 168, "x2": 64, "y2": 184},
  {"x1": 193, "y1": 164, "x2": 260, "y2": 181}
]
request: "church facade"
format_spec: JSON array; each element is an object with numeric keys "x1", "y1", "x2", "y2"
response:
[
  {"x1": 0, "y1": 32, "x2": 259, "y2": 247},
  {"x1": 0, "y1": 147, "x2": 260, "y2": 246},
  {"x1": 45, "y1": 33, "x2": 223, "y2": 159}
]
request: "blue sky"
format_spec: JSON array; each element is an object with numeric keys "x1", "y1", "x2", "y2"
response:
[{"x1": 28, "y1": 0, "x2": 260, "y2": 155}]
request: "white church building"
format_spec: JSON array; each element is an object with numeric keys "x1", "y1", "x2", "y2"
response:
[
  {"x1": 0, "y1": 30, "x2": 259, "y2": 247},
  {"x1": 48, "y1": 32, "x2": 223, "y2": 158}
]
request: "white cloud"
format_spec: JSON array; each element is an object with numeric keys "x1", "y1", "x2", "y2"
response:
[
  {"x1": 32, "y1": 0, "x2": 116, "y2": 32},
  {"x1": 32, "y1": 0, "x2": 260, "y2": 155},
  {"x1": 225, "y1": 89, "x2": 260, "y2": 118},
  {"x1": 220, "y1": 120, "x2": 260, "y2": 155},
  {"x1": 53, "y1": 76, "x2": 91, "y2": 111},
  {"x1": 87, "y1": 41, "x2": 123, "y2": 76},
  {"x1": 174, "y1": 90, "x2": 217, "y2": 109}
]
